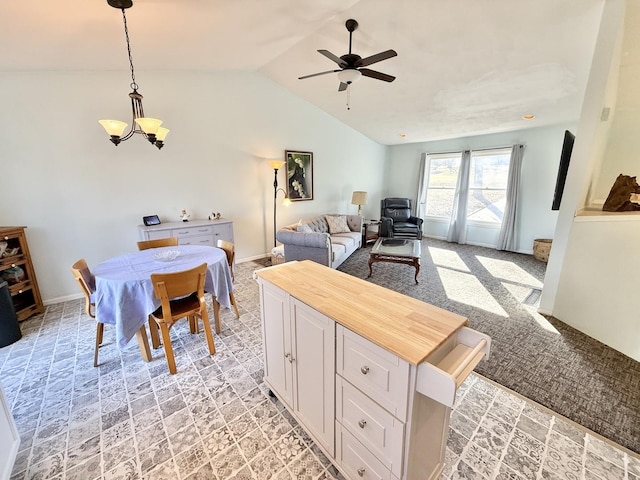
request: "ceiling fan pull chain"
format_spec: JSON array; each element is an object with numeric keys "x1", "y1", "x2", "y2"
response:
[{"x1": 347, "y1": 86, "x2": 351, "y2": 110}]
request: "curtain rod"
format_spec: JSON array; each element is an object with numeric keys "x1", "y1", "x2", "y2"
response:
[{"x1": 424, "y1": 144, "x2": 525, "y2": 156}]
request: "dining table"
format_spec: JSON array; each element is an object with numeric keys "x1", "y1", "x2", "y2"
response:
[{"x1": 93, "y1": 245, "x2": 233, "y2": 357}]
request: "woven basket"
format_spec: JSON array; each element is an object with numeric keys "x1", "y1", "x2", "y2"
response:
[{"x1": 533, "y1": 239, "x2": 552, "y2": 262}]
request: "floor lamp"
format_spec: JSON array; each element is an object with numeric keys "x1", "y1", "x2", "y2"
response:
[{"x1": 269, "y1": 160, "x2": 291, "y2": 248}]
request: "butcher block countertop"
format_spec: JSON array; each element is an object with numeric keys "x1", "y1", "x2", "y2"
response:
[{"x1": 255, "y1": 260, "x2": 468, "y2": 365}]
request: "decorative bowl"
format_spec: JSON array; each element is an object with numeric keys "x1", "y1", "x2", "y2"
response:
[
  {"x1": 0, "y1": 242, "x2": 6, "y2": 256},
  {"x1": 152, "y1": 250, "x2": 180, "y2": 262}
]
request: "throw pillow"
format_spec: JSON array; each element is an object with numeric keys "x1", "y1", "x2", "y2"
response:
[
  {"x1": 296, "y1": 223, "x2": 313, "y2": 233},
  {"x1": 325, "y1": 215, "x2": 351, "y2": 234}
]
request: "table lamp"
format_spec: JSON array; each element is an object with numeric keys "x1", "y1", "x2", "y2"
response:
[{"x1": 351, "y1": 191, "x2": 368, "y2": 216}]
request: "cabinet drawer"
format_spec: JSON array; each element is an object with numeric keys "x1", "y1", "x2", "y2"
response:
[
  {"x1": 416, "y1": 326, "x2": 491, "y2": 408},
  {"x1": 336, "y1": 376, "x2": 404, "y2": 477},
  {"x1": 336, "y1": 423, "x2": 393, "y2": 480},
  {"x1": 211, "y1": 223, "x2": 233, "y2": 242},
  {"x1": 177, "y1": 235, "x2": 214, "y2": 247},
  {"x1": 174, "y1": 226, "x2": 214, "y2": 238},
  {"x1": 337, "y1": 325, "x2": 410, "y2": 422}
]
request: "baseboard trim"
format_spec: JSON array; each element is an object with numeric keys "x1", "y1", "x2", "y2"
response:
[{"x1": 44, "y1": 293, "x2": 83, "y2": 306}]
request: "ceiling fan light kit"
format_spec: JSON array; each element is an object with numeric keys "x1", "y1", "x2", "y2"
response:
[
  {"x1": 298, "y1": 18, "x2": 397, "y2": 109},
  {"x1": 98, "y1": 0, "x2": 168, "y2": 149}
]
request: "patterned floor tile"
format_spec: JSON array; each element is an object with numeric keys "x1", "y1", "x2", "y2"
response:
[{"x1": 1, "y1": 259, "x2": 636, "y2": 480}]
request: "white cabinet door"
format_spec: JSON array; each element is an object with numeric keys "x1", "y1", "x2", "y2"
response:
[
  {"x1": 260, "y1": 283, "x2": 293, "y2": 408},
  {"x1": 0, "y1": 384, "x2": 19, "y2": 480},
  {"x1": 291, "y1": 298, "x2": 335, "y2": 454}
]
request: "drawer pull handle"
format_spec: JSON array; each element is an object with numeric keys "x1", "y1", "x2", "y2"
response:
[
  {"x1": 358, "y1": 419, "x2": 367, "y2": 428},
  {"x1": 3, "y1": 236, "x2": 7, "y2": 240},
  {"x1": 357, "y1": 467, "x2": 365, "y2": 477},
  {"x1": 11, "y1": 264, "x2": 16, "y2": 268},
  {"x1": 18, "y1": 290, "x2": 23, "y2": 294},
  {"x1": 285, "y1": 352, "x2": 294, "y2": 363},
  {"x1": 360, "y1": 366, "x2": 369, "y2": 375}
]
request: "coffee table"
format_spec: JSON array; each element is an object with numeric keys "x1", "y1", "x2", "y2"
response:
[{"x1": 368, "y1": 238, "x2": 421, "y2": 284}]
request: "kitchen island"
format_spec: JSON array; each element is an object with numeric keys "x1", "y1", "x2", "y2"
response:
[{"x1": 255, "y1": 260, "x2": 491, "y2": 480}]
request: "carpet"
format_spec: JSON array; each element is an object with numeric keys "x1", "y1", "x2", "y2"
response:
[{"x1": 337, "y1": 238, "x2": 640, "y2": 454}]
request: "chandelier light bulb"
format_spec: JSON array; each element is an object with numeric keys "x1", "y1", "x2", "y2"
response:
[
  {"x1": 134, "y1": 117, "x2": 163, "y2": 135},
  {"x1": 98, "y1": 119, "x2": 128, "y2": 137}
]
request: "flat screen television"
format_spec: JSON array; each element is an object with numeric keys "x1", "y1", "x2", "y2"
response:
[{"x1": 551, "y1": 130, "x2": 575, "y2": 210}]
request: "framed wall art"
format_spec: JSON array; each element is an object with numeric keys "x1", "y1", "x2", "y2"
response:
[{"x1": 285, "y1": 150, "x2": 314, "y2": 201}]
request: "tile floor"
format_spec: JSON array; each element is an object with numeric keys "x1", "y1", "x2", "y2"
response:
[{"x1": 1, "y1": 260, "x2": 638, "y2": 480}]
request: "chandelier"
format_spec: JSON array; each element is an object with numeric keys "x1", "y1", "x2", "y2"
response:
[{"x1": 98, "y1": 0, "x2": 169, "y2": 149}]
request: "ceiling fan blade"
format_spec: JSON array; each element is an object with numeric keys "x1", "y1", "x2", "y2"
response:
[
  {"x1": 338, "y1": 82, "x2": 348, "y2": 92},
  {"x1": 360, "y1": 68, "x2": 396, "y2": 82},
  {"x1": 357, "y1": 49, "x2": 397, "y2": 67},
  {"x1": 318, "y1": 49, "x2": 348, "y2": 68},
  {"x1": 298, "y1": 69, "x2": 341, "y2": 80}
]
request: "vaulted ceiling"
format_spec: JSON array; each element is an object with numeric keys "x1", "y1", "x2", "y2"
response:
[{"x1": 3, "y1": 0, "x2": 605, "y2": 145}]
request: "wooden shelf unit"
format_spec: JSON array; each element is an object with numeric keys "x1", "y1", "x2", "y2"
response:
[{"x1": 0, "y1": 226, "x2": 44, "y2": 321}]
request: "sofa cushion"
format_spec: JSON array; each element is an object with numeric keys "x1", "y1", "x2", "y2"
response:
[
  {"x1": 331, "y1": 232, "x2": 360, "y2": 248},
  {"x1": 325, "y1": 215, "x2": 351, "y2": 234}
]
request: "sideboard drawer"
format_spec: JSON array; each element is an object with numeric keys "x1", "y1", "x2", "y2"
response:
[
  {"x1": 336, "y1": 376, "x2": 404, "y2": 476},
  {"x1": 337, "y1": 325, "x2": 410, "y2": 422},
  {"x1": 336, "y1": 423, "x2": 393, "y2": 480},
  {"x1": 178, "y1": 235, "x2": 214, "y2": 247},
  {"x1": 174, "y1": 225, "x2": 214, "y2": 238}
]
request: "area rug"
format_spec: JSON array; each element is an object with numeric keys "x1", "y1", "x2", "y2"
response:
[{"x1": 337, "y1": 238, "x2": 640, "y2": 454}]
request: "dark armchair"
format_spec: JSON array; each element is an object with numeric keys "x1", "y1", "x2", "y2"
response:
[{"x1": 380, "y1": 197, "x2": 423, "y2": 239}]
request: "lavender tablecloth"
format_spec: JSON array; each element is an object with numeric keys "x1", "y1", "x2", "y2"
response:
[{"x1": 93, "y1": 245, "x2": 232, "y2": 348}]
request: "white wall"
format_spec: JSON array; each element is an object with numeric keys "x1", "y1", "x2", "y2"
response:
[
  {"x1": 553, "y1": 218, "x2": 640, "y2": 360},
  {"x1": 0, "y1": 71, "x2": 386, "y2": 303},
  {"x1": 385, "y1": 125, "x2": 572, "y2": 253},
  {"x1": 543, "y1": 0, "x2": 640, "y2": 361}
]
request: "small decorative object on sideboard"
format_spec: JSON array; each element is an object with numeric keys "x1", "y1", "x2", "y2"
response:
[
  {"x1": 0, "y1": 226, "x2": 44, "y2": 321},
  {"x1": 179, "y1": 209, "x2": 190, "y2": 222}
]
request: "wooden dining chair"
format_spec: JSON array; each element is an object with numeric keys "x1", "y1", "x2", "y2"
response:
[
  {"x1": 216, "y1": 239, "x2": 240, "y2": 320},
  {"x1": 216, "y1": 239, "x2": 235, "y2": 281},
  {"x1": 137, "y1": 237, "x2": 178, "y2": 250},
  {"x1": 148, "y1": 263, "x2": 216, "y2": 374},
  {"x1": 70, "y1": 259, "x2": 103, "y2": 368}
]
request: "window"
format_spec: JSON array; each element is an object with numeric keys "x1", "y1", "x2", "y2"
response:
[
  {"x1": 467, "y1": 148, "x2": 511, "y2": 223},
  {"x1": 423, "y1": 148, "x2": 512, "y2": 224},
  {"x1": 424, "y1": 153, "x2": 462, "y2": 218}
]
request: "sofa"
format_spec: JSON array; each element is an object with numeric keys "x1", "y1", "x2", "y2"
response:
[{"x1": 276, "y1": 214, "x2": 363, "y2": 268}]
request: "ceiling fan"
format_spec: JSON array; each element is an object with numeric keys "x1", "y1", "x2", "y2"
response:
[{"x1": 299, "y1": 18, "x2": 397, "y2": 92}]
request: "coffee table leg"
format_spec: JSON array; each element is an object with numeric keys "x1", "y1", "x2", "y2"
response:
[
  {"x1": 414, "y1": 259, "x2": 420, "y2": 284},
  {"x1": 368, "y1": 256, "x2": 374, "y2": 278}
]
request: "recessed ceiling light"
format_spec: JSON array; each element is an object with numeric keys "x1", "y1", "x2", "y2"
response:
[
  {"x1": 399, "y1": 133, "x2": 406, "y2": 138},
  {"x1": 522, "y1": 114, "x2": 535, "y2": 120}
]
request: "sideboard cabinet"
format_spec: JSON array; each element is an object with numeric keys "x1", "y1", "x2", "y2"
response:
[
  {"x1": 0, "y1": 226, "x2": 44, "y2": 321},
  {"x1": 137, "y1": 219, "x2": 234, "y2": 247},
  {"x1": 256, "y1": 260, "x2": 491, "y2": 480}
]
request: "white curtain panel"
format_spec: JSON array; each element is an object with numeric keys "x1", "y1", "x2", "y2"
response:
[
  {"x1": 415, "y1": 153, "x2": 428, "y2": 218},
  {"x1": 497, "y1": 144, "x2": 525, "y2": 251},
  {"x1": 447, "y1": 150, "x2": 471, "y2": 244}
]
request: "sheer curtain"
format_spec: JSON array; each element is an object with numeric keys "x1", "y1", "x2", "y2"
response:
[
  {"x1": 415, "y1": 153, "x2": 428, "y2": 218},
  {"x1": 447, "y1": 150, "x2": 471, "y2": 244},
  {"x1": 497, "y1": 144, "x2": 524, "y2": 251}
]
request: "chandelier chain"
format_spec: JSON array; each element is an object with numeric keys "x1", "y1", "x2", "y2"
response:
[{"x1": 121, "y1": 8, "x2": 139, "y2": 91}]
